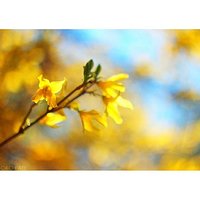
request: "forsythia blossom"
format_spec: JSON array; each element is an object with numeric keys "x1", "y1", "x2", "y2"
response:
[
  {"x1": 79, "y1": 110, "x2": 108, "y2": 132},
  {"x1": 98, "y1": 73, "x2": 133, "y2": 124},
  {"x1": 32, "y1": 75, "x2": 67, "y2": 108},
  {"x1": 97, "y1": 73, "x2": 129, "y2": 98}
]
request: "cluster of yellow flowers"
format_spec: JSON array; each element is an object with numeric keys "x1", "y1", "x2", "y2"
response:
[{"x1": 31, "y1": 60, "x2": 133, "y2": 132}]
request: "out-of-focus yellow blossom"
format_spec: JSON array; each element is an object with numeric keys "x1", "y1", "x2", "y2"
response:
[
  {"x1": 97, "y1": 73, "x2": 129, "y2": 97},
  {"x1": 3, "y1": 60, "x2": 42, "y2": 93},
  {"x1": 32, "y1": 75, "x2": 67, "y2": 108},
  {"x1": 103, "y1": 95, "x2": 133, "y2": 124},
  {"x1": 39, "y1": 110, "x2": 67, "y2": 128},
  {"x1": 134, "y1": 64, "x2": 153, "y2": 78},
  {"x1": 170, "y1": 30, "x2": 200, "y2": 57},
  {"x1": 0, "y1": 30, "x2": 34, "y2": 51},
  {"x1": 79, "y1": 110, "x2": 107, "y2": 132}
]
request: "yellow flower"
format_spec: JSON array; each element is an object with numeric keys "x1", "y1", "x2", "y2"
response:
[
  {"x1": 32, "y1": 75, "x2": 67, "y2": 108},
  {"x1": 103, "y1": 95, "x2": 133, "y2": 124},
  {"x1": 39, "y1": 110, "x2": 67, "y2": 128},
  {"x1": 79, "y1": 110, "x2": 107, "y2": 132},
  {"x1": 97, "y1": 73, "x2": 129, "y2": 98}
]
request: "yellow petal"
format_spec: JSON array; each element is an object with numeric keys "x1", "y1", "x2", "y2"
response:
[
  {"x1": 98, "y1": 78, "x2": 126, "y2": 98},
  {"x1": 83, "y1": 119, "x2": 97, "y2": 132},
  {"x1": 107, "y1": 73, "x2": 129, "y2": 82},
  {"x1": 116, "y1": 96, "x2": 133, "y2": 110},
  {"x1": 47, "y1": 94, "x2": 57, "y2": 108},
  {"x1": 110, "y1": 84, "x2": 125, "y2": 92},
  {"x1": 32, "y1": 89, "x2": 45, "y2": 103},
  {"x1": 98, "y1": 82, "x2": 125, "y2": 97},
  {"x1": 103, "y1": 87, "x2": 118, "y2": 98},
  {"x1": 38, "y1": 74, "x2": 50, "y2": 89},
  {"x1": 40, "y1": 111, "x2": 67, "y2": 128},
  {"x1": 79, "y1": 110, "x2": 107, "y2": 132},
  {"x1": 106, "y1": 101, "x2": 123, "y2": 124},
  {"x1": 88, "y1": 110, "x2": 108, "y2": 127},
  {"x1": 58, "y1": 78, "x2": 68, "y2": 98},
  {"x1": 79, "y1": 111, "x2": 97, "y2": 132},
  {"x1": 50, "y1": 78, "x2": 67, "y2": 94},
  {"x1": 95, "y1": 113, "x2": 108, "y2": 127}
]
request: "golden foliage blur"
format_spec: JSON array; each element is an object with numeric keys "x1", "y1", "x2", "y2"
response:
[{"x1": 133, "y1": 63, "x2": 154, "y2": 78}]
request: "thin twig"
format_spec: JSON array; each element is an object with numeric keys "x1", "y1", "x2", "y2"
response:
[{"x1": 18, "y1": 103, "x2": 36, "y2": 132}]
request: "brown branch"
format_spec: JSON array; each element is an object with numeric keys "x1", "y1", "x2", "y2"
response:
[
  {"x1": 57, "y1": 83, "x2": 84, "y2": 106},
  {"x1": 0, "y1": 81, "x2": 95, "y2": 149}
]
